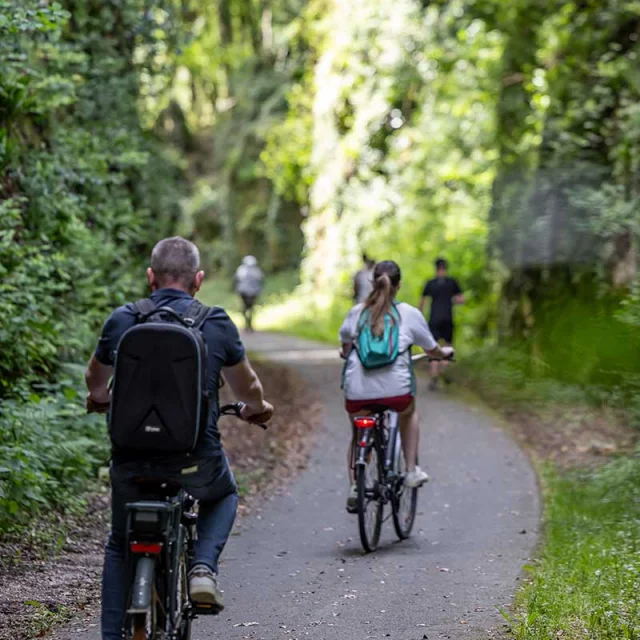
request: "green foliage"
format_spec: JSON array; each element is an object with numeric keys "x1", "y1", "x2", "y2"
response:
[
  {"x1": 259, "y1": 0, "x2": 504, "y2": 351},
  {"x1": 0, "y1": 366, "x2": 108, "y2": 533},
  {"x1": 0, "y1": 0, "x2": 185, "y2": 533},
  {"x1": 0, "y1": 0, "x2": 183, "y2": 394},
  {"x1": 512, "y1": 458, "x2": 640, "y2": 639},
  {"x1": 260, "y1": 0, "x2": 640, "y2": 391},
  {"x1": 175, "y1": 0, "x2": 310, "y2": 273}
]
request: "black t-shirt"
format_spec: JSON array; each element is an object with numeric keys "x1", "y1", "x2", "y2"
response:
[
  {"x1": 94, "y1": 288, "x2": 245, "y2": 456},
  {"x1": 422, "y1": 277, "x2": 462, "y2": 324}
]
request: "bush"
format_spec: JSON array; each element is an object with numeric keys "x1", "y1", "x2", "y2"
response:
[
  {"x1": 0, "y1": 1, "x2": 184, "y2": 533},
  {"x1": 0, "y1": 366, "x2": 109, "y2": 533}
]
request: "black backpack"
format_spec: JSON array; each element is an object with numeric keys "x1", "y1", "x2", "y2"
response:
[{"x1": 108, "y1": 298, "x2": 211, "y2": 454}]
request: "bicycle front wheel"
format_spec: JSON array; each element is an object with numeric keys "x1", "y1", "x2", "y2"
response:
[
  {"x1": 392, "y1": 448, "x2": 418, "y2": 540},
  {"x1": 356, "y1": 444, "x2": 383, "y2": 552}
]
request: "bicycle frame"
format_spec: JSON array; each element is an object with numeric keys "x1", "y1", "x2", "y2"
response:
[
  {"x1": 353, "y1": 410, "x2": 402, "y2": 488},
  {"x1": 120, "y1": 403, "x2": 265, "y2": 639},
  {"x1": 124, "y1": 490, "x2": 196, "y2": 639}
]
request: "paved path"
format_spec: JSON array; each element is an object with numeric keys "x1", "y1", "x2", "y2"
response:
[{"x1": 56, "y1": 333, "x2": 539, "y2": 640}]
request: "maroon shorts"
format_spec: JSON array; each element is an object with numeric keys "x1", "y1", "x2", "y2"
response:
[{"x1": 345, "y1": 394, "x2": 414, "y2": 414}]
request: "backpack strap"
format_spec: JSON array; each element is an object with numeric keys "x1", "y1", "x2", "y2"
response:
[
  {"x1": 391, "y1": 302, "x2": 401, "y2": 323},
  {"x1": 355, "y1": 307, "x2": 370, "y2": 334},
  {"x1": 132, "y1": 298, "x2": 157, "y2": 322},
  {"x1": 182, "y1": 299, "x2": 211, "y2": 329}
]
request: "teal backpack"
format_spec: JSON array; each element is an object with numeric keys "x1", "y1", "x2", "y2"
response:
[{"x1": 355, "y1": 305, "x2": 401, "y2": 369}]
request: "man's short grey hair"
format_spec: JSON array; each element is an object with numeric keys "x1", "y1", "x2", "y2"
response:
[{"x1": 150, "y1": 237, "x2": 200, "y2": 288}]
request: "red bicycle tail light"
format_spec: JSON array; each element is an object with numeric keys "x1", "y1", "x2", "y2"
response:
[
  {"x1": 130, "y1": 542, "x2": 163, "y2": 555},
  {"x1": 354, "y1": 416, "x2": 376, "y2": 429}
]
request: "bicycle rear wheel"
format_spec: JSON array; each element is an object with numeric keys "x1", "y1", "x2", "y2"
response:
[
  {"x1": 132, "y1": 614, "x2": 149, "y2": 640},
  {"x1": 130, "y1": 596, "x2": 156, "y2": 640},
  {"x1": 127, "y1": 559, "x2": 159, "y2": 640},
  {"x1": 177, "y1": 551, "x2": 192, "y2": 640},
  {"x1": 356, "y1": 444, "x2": 383, "y2": 552},
  {"x1": 392, "y1": 448, "x2": 418, "y2": 540}
]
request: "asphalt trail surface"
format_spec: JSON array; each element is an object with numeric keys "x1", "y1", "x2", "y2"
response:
[{"x1": 55, "y1": 333, "x2": 539, "y2": 640}]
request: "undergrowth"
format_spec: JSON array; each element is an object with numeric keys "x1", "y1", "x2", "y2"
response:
[
  {"x1": 0, "y1": 364, "x2": 108, "y2": 536},
  {"x1": 453, "y1": 344, "x2": 640, "y2": 429}
]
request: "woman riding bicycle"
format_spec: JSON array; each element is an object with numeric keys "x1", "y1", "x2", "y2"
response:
[{"x1": 339, "y1": 260, "x2": 453, "y2": 511}]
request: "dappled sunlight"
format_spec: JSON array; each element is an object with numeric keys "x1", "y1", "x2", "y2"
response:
[{"x1": 2, "y1": 1, "x2": 639, "y2": 638}]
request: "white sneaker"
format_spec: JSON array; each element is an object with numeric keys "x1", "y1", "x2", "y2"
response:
[
  {"x1": 405, "y1": 466, "x2": 430, "y2": 488},
  {"x1": 346, "y1": 483, "x2": 358, "y2": 514},
  {"x1": 189, "y1": 565, "x2": 224, "y2": 612}
]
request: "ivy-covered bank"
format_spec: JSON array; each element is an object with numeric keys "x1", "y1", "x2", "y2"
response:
[{"x1": 0, "y1": 2, "x2": 181, "y2": 532}]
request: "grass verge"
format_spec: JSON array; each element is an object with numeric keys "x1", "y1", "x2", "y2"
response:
[
  {"x1": 509, "y1": 458, "x2": 639, "y2": 639},
  {"x1": 452, "y1": 349, "x2": 639, "y2": 640}
]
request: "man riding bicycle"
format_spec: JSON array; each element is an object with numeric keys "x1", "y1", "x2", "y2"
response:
[
  {"x1": 339, "y1": 260, "x2": 453, "y2": 512},
  {"x1": 85, "y1": 237, "x2": 273, "y2": 640}
]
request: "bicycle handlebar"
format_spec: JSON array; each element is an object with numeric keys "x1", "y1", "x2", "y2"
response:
[
  {"x1": 87, "y1": 398, "x2": 268, "y2": 431},
  {"x1": 340, "y1": 350, "x2": 454, "y2": 362},
  {"x1": 411, "y1": 352, "x2": 455, "y2": 363},
  {"x1": 220, "y1": 402, "x2": 268, "y2": 430}
]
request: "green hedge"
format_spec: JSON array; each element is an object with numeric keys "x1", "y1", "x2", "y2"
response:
[{"x1": 0, "y1": 2, "x2": 183, "y2": 533}]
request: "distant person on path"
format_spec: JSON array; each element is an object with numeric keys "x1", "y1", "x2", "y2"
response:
[
  {"x1": 353, "y1": 254, "x2": 375, "y2": 304},
  {"x1": 419, "y1": 258, "x2": 464, "y2": 390},
  {"x1": 234, "y1": 255, "x2": 264, "y2": 332},
  {"x1": 339, "y1": 260, "x2": 453, "y2": 512}
]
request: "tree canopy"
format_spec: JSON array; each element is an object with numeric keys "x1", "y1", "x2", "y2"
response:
[{"x1": 1, "y1": 0, "x2": 639, "y2": 529}]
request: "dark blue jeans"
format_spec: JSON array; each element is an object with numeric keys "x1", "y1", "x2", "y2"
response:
[{"x1": 101, "y1": 451, "x2": 238, "y2": 640}]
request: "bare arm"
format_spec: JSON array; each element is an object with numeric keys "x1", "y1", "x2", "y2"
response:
[
  {"x1": 418, "y1": 296, "x2": 427, "y2": 313},
  {"x1": 453, "y1": 293, "x2": 465, "y2": 305},
  {"x1": 84, "y1": 355, "x2": 113, "y2": 413},
  {"x1": 223, "y1": 356, "x2": 273, "y2": 422},
  {"x1": 340, "y1": 341, "x2": 353, "y2": 358},
  {"x1": 85, "y1": 355, "x2": 113, "y2": 408},
  {"x1": 426, "y1": 344, "x2": 454, "y2": 360}
]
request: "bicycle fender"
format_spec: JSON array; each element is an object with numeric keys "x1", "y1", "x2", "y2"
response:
[
  {"x1": 355, "y1": 432, "x2": 374, "y2": 466},
  {"x1": 128, "y1": 556, "x2": 155, "y2": 614}
]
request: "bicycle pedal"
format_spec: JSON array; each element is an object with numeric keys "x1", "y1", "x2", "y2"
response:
[{"x1": 193, "y1": 603, "x2": 222, "y2": 616}]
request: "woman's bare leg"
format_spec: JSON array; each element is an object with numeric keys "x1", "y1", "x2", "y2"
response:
[
  {"x1": 347, "y1": 412, "x2": 365, "y2": 483},
  {"x1": 398, "y1": 404, "x2": 419, "y2": 472},
  {"x1": 347, "y1": 421, "x2": 356, "y2": 483}
]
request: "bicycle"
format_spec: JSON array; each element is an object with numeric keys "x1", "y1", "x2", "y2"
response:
[
  {"x1": 351, "y1": 353, "x2": 448, "y2": 553},
  {"x1": 121, "y1": 403, "x2": 266, "y2": 640}
]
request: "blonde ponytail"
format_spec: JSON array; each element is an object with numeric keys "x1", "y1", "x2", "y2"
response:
[{"x1": 364, "y1": 273, "x2": 394, "y2": 337}]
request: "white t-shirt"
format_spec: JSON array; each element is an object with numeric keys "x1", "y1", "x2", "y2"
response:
[
  {"x1": 234, "y1": 265, "x2": 264, "y2": 297},
  {"x1": 339, "y1": 302, "x2": 437, "y2": 400},
  {"x1": 354, "y1": 267, "x2": 374, "y2": 303}
]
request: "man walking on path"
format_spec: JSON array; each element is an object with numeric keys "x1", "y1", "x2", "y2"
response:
[
  {"x1": 419, "y1": 258, "x2": 464, "y2": 390},
  {"x1": 353, "y1": 254, "x2": 375, "y2": 303},
  {"x1": 234, "y1": 255, "x2": 264, "y2": 331}
]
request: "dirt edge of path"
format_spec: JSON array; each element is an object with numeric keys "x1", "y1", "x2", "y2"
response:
[
  {"x1": 450, "y1": 381, "x2": 638, "y2": 471},
  {"x1": 0, "y1": 360, "x2": 320, "y2": 640}
]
